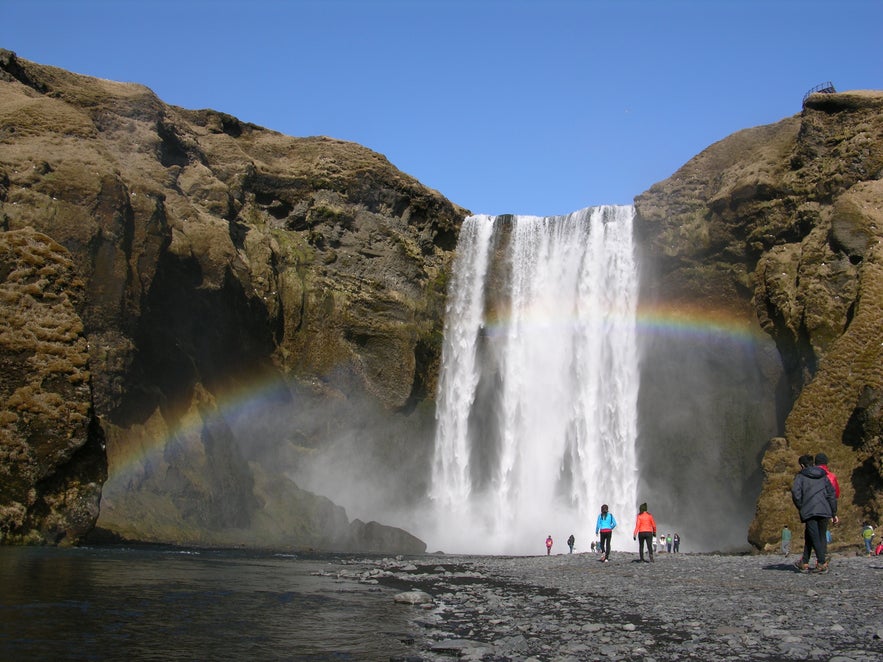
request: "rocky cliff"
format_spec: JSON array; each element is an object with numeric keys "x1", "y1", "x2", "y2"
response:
[
  {"x1": 1, "y1": 49, "x2": 466, "y2": 552},
  {"x1": 635, "y1": 89, "x2": 883, "y2": 549},
  {"x1": 2, "y1": 49, "x2": 881, "y2": 553}
]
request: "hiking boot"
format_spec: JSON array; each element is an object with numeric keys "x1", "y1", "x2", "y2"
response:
[
  {"x1": 794, "y1": 560, "x2": 811, "y2": 573},
  {"x1": 813, "y1": 562, "x2": 829, "y2": 574}
]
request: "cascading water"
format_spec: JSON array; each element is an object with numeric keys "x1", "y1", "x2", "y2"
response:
[{"x1": 430, "y1": 206, "x2": 639, "y2": 555}]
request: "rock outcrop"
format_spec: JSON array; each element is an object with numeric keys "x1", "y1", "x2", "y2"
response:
[
  {"x1": 1, "y1": 49, "x2": 463, "y2": 552},
  {"x1": 0, "y1": 228, "x2": 105, "y2": 544},
  {"x1": 635, "y1": 89, "x2": 883, "y2": 549}
]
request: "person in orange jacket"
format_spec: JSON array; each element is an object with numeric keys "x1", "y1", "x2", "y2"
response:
[{"x1": 633, "y1": 502, "x2": 657, "y2": 563}]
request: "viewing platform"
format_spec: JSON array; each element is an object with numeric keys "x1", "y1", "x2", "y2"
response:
[{"x1": 802, "y1": 81, "x2": 836, "y2": 105}]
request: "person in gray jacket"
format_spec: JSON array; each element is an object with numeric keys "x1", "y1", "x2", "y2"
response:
[{"x1": 791, "y1": 454, "x2": 838, "y2": 573}]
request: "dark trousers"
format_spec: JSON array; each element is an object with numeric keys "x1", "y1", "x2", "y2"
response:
[
  {"x1": 801, "y1": 517, "x2": 829, "y2": 565},
  {"x1": 638, "y1": 532, "x2": 654, "y2": 560},
  {"x1": 599, "y1": 531, "x2": 612, "y2": 557}
]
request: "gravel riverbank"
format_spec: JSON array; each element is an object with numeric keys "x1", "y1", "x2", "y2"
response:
[{"x1": 324, "y1": 550, "x2": 883, "y2": 661}]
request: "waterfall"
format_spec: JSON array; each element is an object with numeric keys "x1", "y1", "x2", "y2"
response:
[{"x1": 430, "y1": 206, "x2": 639, "y2": 555}]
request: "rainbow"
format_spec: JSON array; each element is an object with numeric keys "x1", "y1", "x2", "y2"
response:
[
  {"x1": 635, "y1": 302, "x2": 766, "y2": 347},
  {"x1": 103, "y1": 303, "x2": 768, "y2": 486},
  {"x1": 102, "y1": 374, "x2": 295, "y2": 488},
  {"x1": 477, "y1": 300, "x2": 764, "y2": 347}
]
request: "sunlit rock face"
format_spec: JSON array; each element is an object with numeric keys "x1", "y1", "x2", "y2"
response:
[
  {"x1": 635, "y1": 90, "x2": 883, "y2": 550},
  {"x1": 0, "y1": 49, "x2": 460, "y2": 552},
  {"x1": 0, "y1": 228, "x2": 105, "y2": 545},
  {"x1": 2, "y1": 45, "x2": 881, "y2": 554}
]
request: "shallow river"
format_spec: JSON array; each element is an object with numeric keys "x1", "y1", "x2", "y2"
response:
[{"x1": 0, "y1": 545, "x2": 417, "y2": 660}]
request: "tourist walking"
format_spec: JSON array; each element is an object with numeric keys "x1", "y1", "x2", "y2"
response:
[
  {"x1": 862, "y1": 523, "x2": 875, "y2": 556},
  {"x1": 781, "y1": 525, "x2": 792, "y2": 556},
  {"x1": 791, "y1": 454, "x2": 838, "y2": 573},
  {"x1": 595, "y1": 504, "x2": 617, "y2": 562},
  {"x1": 545, "y1": 535, "x2": 553, "y2": 555},
  {"x1": 633, "y1": 503, "x2": 657, "y2": 562},
  {"x1": 673, "y1": 533, "x2": 680, "y2": 553},
  {"x1": 567, "y1": 534, "x2": 575, "y2": 553},
  {"x1": 666, "y1": 533, "x2": 673, "y2": 553}
]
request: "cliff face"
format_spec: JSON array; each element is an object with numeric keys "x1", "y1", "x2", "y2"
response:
[
  {"x1": 0, "y1": 50, "x2": 465, "y2": 552},
  {"x1": 0, "y1": 228, "x2": 104, "y2": 544},
  {"x1": 3, "y1": 49, "x2": 881, "y2": 553},
  {"x1": 635, "y1": 90, "x2": 883, "y2": 549}
]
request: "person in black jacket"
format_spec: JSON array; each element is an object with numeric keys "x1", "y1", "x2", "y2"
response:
[{"x1": 791, "y1": 454, "x2": 838, "y2": 573}]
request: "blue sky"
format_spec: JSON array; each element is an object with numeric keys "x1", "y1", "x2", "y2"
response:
[{"x1": 3, "y1": 0, "x2": 882, "y2": 216}]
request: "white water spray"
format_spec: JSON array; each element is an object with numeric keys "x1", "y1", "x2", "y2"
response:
[{"x1": 429, "y1": 206, "x2": 639, "y2": 555}]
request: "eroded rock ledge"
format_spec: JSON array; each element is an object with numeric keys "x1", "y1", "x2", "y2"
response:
[{"x1": 635, "y1": 89, "x2": 883, "y2": 548}]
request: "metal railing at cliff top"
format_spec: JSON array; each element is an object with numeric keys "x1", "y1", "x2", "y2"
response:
[{"x1": 803, "y1": 81, "x2": 836, "y2": 105}]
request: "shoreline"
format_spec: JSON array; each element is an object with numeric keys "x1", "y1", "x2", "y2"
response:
[{"x1": 332, "y1": 550, "x2": 883, "y2": 661}]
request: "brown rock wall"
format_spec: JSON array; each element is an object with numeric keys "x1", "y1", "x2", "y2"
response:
[
  {"x1": 3, "y1": 47, "x2": 880, "y2": 554},
  {"x1": 0, "y1": 228, "x2": 105, "y2": 544},
  {"x1": 636, "y1": 90, "x2": 883, "y2": 550},
  {"x1": 1, "y1": 49, "x2": 457, "y2": 552}
]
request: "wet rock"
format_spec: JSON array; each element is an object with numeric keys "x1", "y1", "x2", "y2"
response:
[{"x1": 393, "y1": 590, "x2": 434, "y2": 605}]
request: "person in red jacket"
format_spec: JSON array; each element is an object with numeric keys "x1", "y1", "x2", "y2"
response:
[
  {"x1": 633, "y1": 503, "x2": 657, "y2": 563},
  {"x1": 814, "y1": 452, "x2": 841, "y2": 498}
]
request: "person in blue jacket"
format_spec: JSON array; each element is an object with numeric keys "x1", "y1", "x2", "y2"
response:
[{"x1": 595, "y1": 504, "x2": 617, "y2": 562}]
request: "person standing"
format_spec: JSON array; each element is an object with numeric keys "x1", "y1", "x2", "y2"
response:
[
  {"x1": 545, "y1": 535, "x2": 553, "y2": 555},
  {"x1": 814, "y1": 453, "x2": 841, "y2": 498},
  {"x1": 666, "y1": 533, "x2": 673, "y2": 553},
  {"x1": 633, "y1": 503, "x2": 657, "y2": 563},
  {"x1": 595, "y1": 504, "x2": 617, "y2": 563},
  {"x1": 861, "y1": 523, "x2": 875, "y2": 556},
  {"x1": 567, "y1": 534, "x2": 575, "y2": 553},
  {"x1": 673, "y1": 533, "x2": 680, "y2": 553},
  {"x1": 792, "y1": 454, "x2": 838, "y2": 574},
  {"x1": 781, "y1": 525, "x2": 792, "y2": 556}
]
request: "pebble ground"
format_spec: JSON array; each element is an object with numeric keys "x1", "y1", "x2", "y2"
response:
[{"x1": 329, "y1": 550, "x2": 883, "y2": 661}]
